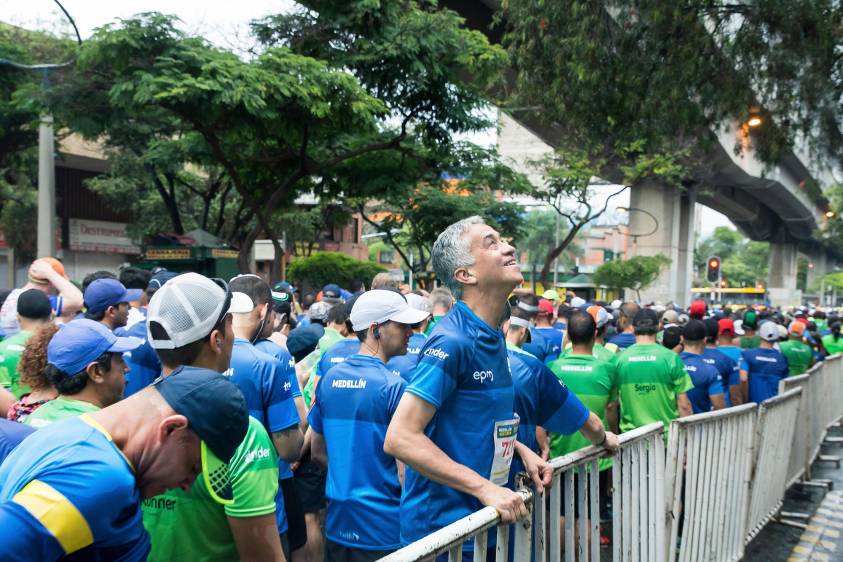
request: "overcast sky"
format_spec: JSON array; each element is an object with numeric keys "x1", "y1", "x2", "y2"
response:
[{"x1": 4, "y1": 0, "x2": 734, "y2": 240}]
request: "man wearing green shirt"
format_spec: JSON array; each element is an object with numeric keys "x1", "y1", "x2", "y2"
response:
[
  {"x1": 0, "y1": 289, "x2": 53, "y2": 398},
  {"x1": 548, "y1": 311, "x2": 619, "y2": 472},
  {"x1": 740, "y1": 310, "x2": 762, "y2": 349},
  {"x1": 560, "y1": 305, "x2": 618, "y2": 362},
  {"x1": 24, "y1": 319, "x2": 141, "y2": 428},
  {"x1": 142, "y1": 272, "x2": 288, "y2": 561},
  {"x1": 615, "y1": 308, "x2": 693, "y2": 439},
  {"x1": 779, "y1": 322, "x2": 815, "y2": 375}
]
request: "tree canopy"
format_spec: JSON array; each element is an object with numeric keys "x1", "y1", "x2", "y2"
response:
[
  {"x1": 43, "y1": 4, "x2": 514, "y2": 278},
  {"x1": 593, "y1": 255, "x2": 671, "y2": 301},
  {"x1": 695, "y1": 226, "x2": 769, "y2": 287},
  {"x1": 500, "y1": 0, "x2": 843, "y2": 176}
]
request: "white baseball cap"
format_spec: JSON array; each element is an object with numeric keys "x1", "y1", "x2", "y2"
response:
[
  {"x1": 570, "y1": 296, "x2": 586, "y2": 308},
  {"x1": 404, "y1": 293, "x2": 431, "y2": 313},
  {"x1": 147, "y1": 272, "x2": 253, "y2": 349},
  {"x1": 350, "y1": 290, "x2": 430, "y2": 332},
  {"x1": 759, "y1": 321, "x2": 780, "y2": 342}
]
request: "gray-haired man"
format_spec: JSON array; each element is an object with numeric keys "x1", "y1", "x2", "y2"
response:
[{"x1": 385, "y1": 216, "x2": 552, "y2": 555}]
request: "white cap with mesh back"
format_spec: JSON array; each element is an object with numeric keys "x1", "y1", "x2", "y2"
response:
[
  {"x1": 147, "y1": 272, "x2": 254, "y2": 349},
  {"x1": 404, "y1": 293, "x2": 431, "y2": 313},
  {"x1": 351, "y1": 290, "x2": 430, "y2": 332}
]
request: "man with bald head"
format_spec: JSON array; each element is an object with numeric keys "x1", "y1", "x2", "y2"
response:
[{"x1": 0, "y1": 367, "x2": 248, "y2": 561}]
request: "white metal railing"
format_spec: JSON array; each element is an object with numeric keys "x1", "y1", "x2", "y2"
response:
[
  {"x1": 664, "y1": 403, "x2": 756, "y2": 562},
  {"x1": 380, "y1": 423, "x2": 665, "y2": 562},
  {"x1": 779, "y1": 373, "x2": 812, "y2": 487},
  {"x1": 744, "y1": 388, "x2": 802, "y2": 541}
]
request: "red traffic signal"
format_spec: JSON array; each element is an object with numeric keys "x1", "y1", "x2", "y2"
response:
[{"x1": 707, "y1": 256, "x2": 721, "y2": 283}]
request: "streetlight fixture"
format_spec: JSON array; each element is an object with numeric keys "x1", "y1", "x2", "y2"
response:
[
  {"x1": 615, "y1": 206, "x2": 659, "y2": 243},
  {"x1": 826, "y1": 210, "x2": 836, "y2": 219},
  {"x1": 747, "y1": 116, "x2": 763, "y2": 128}
]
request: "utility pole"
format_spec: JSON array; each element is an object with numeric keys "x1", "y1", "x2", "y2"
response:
[
  {"x1": 553, "y1": 212, "x2": 560, "y2": 287},
  {"x1": 37, "y1": 109, "x2": 56, "y2": 258}
]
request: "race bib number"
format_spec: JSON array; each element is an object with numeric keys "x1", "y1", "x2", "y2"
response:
[{"x1": 490, "y1": 417, "x2": 519, "y2": 485}]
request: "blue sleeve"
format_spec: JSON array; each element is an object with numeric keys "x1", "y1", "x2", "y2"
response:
[
  {"x1": 279, "y1": 352, "x2": 302, "y2": 399},
  {"x1": 315, "y1": 353, "x2": 330, "y2": 378},
  {"x1": 740, "y1": 356, "x2": 749, "y2": 372},
  {"x1": 48, "y1": 295, "x2": 62, "y2": 317},
  {"x1": 384, "y1": 377, "x2": 407, "y2": 419},
  {"x1": 536, "y1": 363, "x2": 590, "y2": 435},
  {"x1": 406, "y1": 334, "x2": 464, "y2": 409},
  {"x1": 262, "y1": 358, "x2": 301, "y2": 433},
  {"x1": 709, "y1": 371, "x2": 725, "y2": 396},
  {"x1": 308, "y1": 381, "x2": 323, "y2": 434},
  {"x1": 0, "y1": 501, "x2": 65, "y2": 561}
]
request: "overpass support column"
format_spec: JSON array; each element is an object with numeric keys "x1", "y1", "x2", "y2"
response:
[
  {"x1": 629, "y1": 182, "x2": 695, "y2": 305},
  {"x1": 804, "y1": 250, "x2": 829, "y2": 295},
  {"x1": 767, "y1": 230, "x2": 801, "y2": 307}
]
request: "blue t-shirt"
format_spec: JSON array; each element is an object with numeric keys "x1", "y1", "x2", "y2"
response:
[
  {"x1": 309, "y1": 354, "x2": 406, "y2": 550},
  {"x1": 117, "y1": 320, "x2": 162, "y2": 398},
  {"x1": 523, "y1": 328, "x2": 549, "y2": 362},
  {"x1": 316, "y1": 339, "x2": 361, "y2": 378},
  {"x1": 0, "y1": 419, "x2": 34, "y2": 465},
  {"x1": 0, "y1": 415, "x2": 149, "y2": 561},
  {"x1": 701, "y1": 347, "x2": 739, "y2": 406},
  {"x1": 401, "y1": 301, "x2": 515, "y2": 549},
  {"x1": 508, "y1": 347, "x2": 589, "y2": 483},
  {"x1": 680, "y1": 352, "x2": 725, "y2": 413},
  {"x1": 254, "y1": 339, "x2": 302, "y2": 483},
  {"x1": 717, "y1": 345, "x2": 742, "y2": 364},
  {"x1": 228, "y1": 340, "x2": 301, "y2": 534},
  {"x1": 741, "y1": 348, "x2": 790, "y2": 404},
  {"x1": 533, "y1": 327, "x2": 563, "y2": 363},
  {"x1": 386, "y1": 332, "x2": 427, "y2": 382},
  {"x1": 607, "y1": 332, "x2": 636, "y2": 350}
]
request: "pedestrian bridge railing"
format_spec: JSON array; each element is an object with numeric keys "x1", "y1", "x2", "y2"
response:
[{"x1": 385, "y1": 354, "x2": 843, "y2": 562}]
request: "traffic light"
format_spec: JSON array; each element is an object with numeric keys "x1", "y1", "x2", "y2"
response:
[{"x1": 707, "y1": 257, "x2": 721, "y2": 283}]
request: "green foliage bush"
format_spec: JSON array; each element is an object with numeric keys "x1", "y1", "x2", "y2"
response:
[{"x1": 287, "y1": 252, "x2": 386, "y2": 292}]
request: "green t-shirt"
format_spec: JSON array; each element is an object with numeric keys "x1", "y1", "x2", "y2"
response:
[
  {"x1": 0, "y1": 330, "x2": 33, "y2": 398},
  {"x1": 560, "y1": 342, "x2": 618, "y2": 364},
  {"x1": 547, "y1": 353, "x2": 617, "y2": 471},
  {"x1": 615, "y1": 343, "x2": 694, "y2": 439},
  {"x1": 318, "y1": 327, "x2": 344, "y2": 355},
  {"x1": 143, "y1": 417, "x2": 279, "y2": 562},
  {"x1": 740, "y1": 335, "x2": 761, "y2": 349},
  {"x1": 778, "y1": 339, "x2": 814, "y2": 375},
  {"x1": 822, "y1": 334, "x2": 843, "y2": 356},
  {"x1": 424, "y1": 315, "x2": 445, "y2": 337},
  {"x1": 814, "y1": 319, "x2": 828, "y2": 333},
  {"x1": 23, "y1": 396, "x2": 100, "y2": 428}
]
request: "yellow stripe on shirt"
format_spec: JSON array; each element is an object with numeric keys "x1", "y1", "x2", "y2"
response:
[{"x1": 12, "y1": 479, "x2": 94, "y2": 554}]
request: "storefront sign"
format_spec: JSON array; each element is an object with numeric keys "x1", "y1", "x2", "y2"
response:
[{"x1": 69, "y1": 219, "x2": 140, "y2": 254}]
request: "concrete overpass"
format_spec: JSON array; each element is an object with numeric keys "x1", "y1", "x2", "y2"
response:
[{"x1": 444, "y1": 0, "x2": 837, "y2": 306}]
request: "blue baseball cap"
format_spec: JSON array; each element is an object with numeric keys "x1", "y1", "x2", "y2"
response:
[
  {"x1": 47, "y1": 319, "x2": 143, "y2": 375},
  {"x1": 147, "y1": 271, "x2": 178, "y2": 291},
  {"x1": 84, "y1": 278, "x2": 144, "y2": 314}
]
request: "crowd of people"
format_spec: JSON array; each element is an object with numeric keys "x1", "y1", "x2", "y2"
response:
[{"x1": 0, "y1": 217, "x2": 834, "y2": 562}]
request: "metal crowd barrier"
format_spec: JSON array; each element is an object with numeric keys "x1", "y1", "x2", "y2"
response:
[
  {"x1": 779, "y1": 373, "x2": 811, "y2": 487},
  {"x1": 380, "y1": 422, "x2": 665, "y2": 562},
  {"x1": 745, "y1": 388, "x2": 802, "y2": 540},
  {"x1": 664, "y1": 403, "x2": 756, "y2": 562}
]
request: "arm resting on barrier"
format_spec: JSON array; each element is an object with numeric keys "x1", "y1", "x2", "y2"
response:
[
  {"x1": 740, "y1": 369, "x2": 749, "y2": 404},
  {"x1": 385, "y1": 393, "x2": 529, "y2": 523},
  {"x1": 710, "y1": 393, "x2": 726, "y2": 410},
  {"x1": 578, "y1": 412, "x2": 619, "y2": 452},
  {"x1": 514, "y1": 440, "x2": 552, "y2": 490},
  {"x1": 535, "y1": 426, "x2": 550, "y2": 460},
  {"x1": 677, "y1": 393, "x2": 693, "y2": 417}
]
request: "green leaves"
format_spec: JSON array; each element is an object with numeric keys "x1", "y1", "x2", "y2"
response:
[{"x1": 593, "y1": 255, "x2": 672, "y2": 299}]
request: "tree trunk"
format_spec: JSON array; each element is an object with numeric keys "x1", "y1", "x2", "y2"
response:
[
  {"x1": 237, "y1": 225, "x2": 260, "y2": 273},
  {"x1": 539, "y1": 222, "x2": 585, "y2": 289}
]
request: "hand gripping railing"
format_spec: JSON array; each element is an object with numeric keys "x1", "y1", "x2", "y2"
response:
[
  {"x1": 745, "y1": 388, "x2": 802, "y2": 540},
  {"x1": 664, "y1": 403, "x2": 756, "y2": 562},
  {"x1": 380, "y1": 422, "x2": 665, "y2": 562}
]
